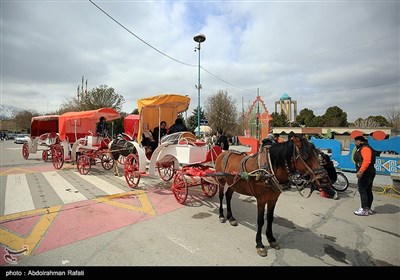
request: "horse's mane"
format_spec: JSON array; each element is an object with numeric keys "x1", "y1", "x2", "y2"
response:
[
  {"x1": 268, "y1": 141, "x2": 294, "y2": 168},
  {"x1": 268, "y1": 137, "x2": 316, "y2": 168}
]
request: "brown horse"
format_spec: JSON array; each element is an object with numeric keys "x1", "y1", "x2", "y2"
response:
[{"x1": 214, "y1": 134, "x2": 331, "y2": 257}]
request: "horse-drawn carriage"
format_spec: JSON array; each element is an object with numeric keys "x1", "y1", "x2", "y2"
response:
[
  {"x1": 22, "y1": 115, "x2": 59, "y2": 161},
  {"x1": 50, "y1": 108, "x2": 121, "y2": 174},
  {"x1": 115, "y1": 94, "x2": 222, "y2": 203}
]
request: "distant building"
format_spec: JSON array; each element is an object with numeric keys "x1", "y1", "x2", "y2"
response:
[{"x1": 274, "y1": 93, "x2": 297, "y2": 122}]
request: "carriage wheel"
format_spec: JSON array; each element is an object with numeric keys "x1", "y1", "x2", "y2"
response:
[
  {"x1": 22, "y1": 143, "x2": 29, "y2": 160},
  {"x1": 77, "y1": 154, "x2": 91, "y2": 175},
  {"x1": 42, "y1": 150, "x2": 49, "y2": 162},
  {"x1": 124, "y1": 154, "x2": 141, "y2": 188},
  {"x1": 157, "y1": 161, "x2": 175, "y2": 181},
  {"x1": 200, "y1": 178, "x2": 218, "y2": 198},
  {"x1": 101, "y1": 154, "x2": 114, "y2": 170},
  {"x1": 118, "y1": 155, "x2": 126, "y2": 165},
  {"x1": 172, "y1": 172, "x2": 188, "y2": 204},
  {"x1": 51, "y1": 144, "x2": 64, "y2": 170}
]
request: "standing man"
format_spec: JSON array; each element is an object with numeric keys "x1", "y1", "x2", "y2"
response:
[
  {"x1": 353, "y1": 135, "x2": 376, "y2": 216},
  {"x1": 216, "y1": 130, "x2": 229, "y2": 151}
]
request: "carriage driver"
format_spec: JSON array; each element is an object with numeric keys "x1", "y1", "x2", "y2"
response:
[{"x1": 96, "y1": 116, "x2": 109, "y2": 137}]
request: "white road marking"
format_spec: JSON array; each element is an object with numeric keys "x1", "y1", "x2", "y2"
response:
[
  {"x1": 42, "y1": 171, "x2": 86, "y2": 204},
  {"x1": 74, "y1": 172, "x2": 124, "y2": 195},
  {"x1": 4, "y1": 174, "x2": 35, "y2": 215}
]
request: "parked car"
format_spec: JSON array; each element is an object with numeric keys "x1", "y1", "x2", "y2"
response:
[{"x1": 14, "y1": 134, "x2": 30, "y2": 144}]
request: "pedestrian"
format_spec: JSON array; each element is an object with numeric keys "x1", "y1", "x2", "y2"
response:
[
  {"x1": 273, "y1": 133, "x2": 285, "y2": 143},
  {"x1": 353, "y1": 135, "x2": 376, "y2": 216},
  {"x1": 96, "y1": 116, "x2": 108, "y2": 137},
  {"x1": 168, "y1": 118, "x2": 188, "y2": 134},
  {"x1": 216, "y1": 130, "x2": 229, "y2": 150},
  {"x1": 152, "y1": 121, "x2": 167, "y2": 147}
]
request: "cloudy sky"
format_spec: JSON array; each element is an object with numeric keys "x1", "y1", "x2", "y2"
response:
[{"x1": 1, "y1": 0, "x2": 399, "y2": 122}]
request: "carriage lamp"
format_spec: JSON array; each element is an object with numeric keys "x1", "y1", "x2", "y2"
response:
[{"x1": 194, "y1": 33, "x2": 206, "y2": 137}]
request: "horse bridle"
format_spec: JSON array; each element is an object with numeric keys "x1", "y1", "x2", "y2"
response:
[{"x1": 290, "y1": 140, "x2": 327, "y2": 198}]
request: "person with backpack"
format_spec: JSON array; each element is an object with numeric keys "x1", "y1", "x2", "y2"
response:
[{"x1": 353, "y1": 135, "x2": 376, "y2": 216}]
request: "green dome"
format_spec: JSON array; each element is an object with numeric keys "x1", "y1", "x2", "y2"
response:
[{"x1": 280, "y1": 93, "x2": 291, "y2": 101}]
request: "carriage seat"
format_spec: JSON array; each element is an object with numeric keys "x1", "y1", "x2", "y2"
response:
[
  {"x1": 91, "y1": 136, "x2": 110, "y2": 149},
  {"x1": 202, "y1": 145, "x2": 222, "y2": 164}
]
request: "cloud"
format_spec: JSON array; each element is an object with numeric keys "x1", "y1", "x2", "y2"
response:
[{"x1": 1, "y1": 0, "x2": 399, "y2": 123}]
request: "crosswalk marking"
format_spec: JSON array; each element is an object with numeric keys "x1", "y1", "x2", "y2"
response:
[
  {"x1": 42, "y1": 171, "x2": 87, "y2": 204},
  {"x1": 0, "y1": 168, "x2": 167, "y2": 216},
  {"x1": 75, "y1": 172, "x2": 125, "y2": 195},
  {"x1": 4, "y1": 174, "x2": 35, "y2": 215}
]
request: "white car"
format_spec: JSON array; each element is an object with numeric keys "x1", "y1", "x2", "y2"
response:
[{"x1": 14, "y1": 134, "x2": 30, "y2": 144}]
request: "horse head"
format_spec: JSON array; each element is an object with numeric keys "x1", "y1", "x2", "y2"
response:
[{"x1": 289, "y1": 134, "x2": 332, "y2": 197}]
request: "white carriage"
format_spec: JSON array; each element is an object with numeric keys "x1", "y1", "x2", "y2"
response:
[
  {"x1": 121, "y1": 94, "x2": 222, "y2": 204},
  {"x1": 22, "y1": 115, "x2": 59, "y2": 162}
]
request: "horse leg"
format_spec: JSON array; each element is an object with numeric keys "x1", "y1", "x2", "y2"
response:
[
  {"x1": 225, "y1": 188, "x2": 238, "y2": 226},
  {"x1": 113, "y1": 152, "x2": 120, "y2": 176},
  {"x1": 266, "y1": 202, "x2": 280, "y2": 250},
  {"x1": 256, "y1": 201, "x2": 267, "y2": 257},
  {"x1": 218, "y1": 184, "x2": 226, "y2": 223}
]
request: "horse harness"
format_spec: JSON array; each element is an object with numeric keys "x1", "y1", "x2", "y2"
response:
[{"x1": 219, "y1": 147, "x2": 280, "y2": 194}]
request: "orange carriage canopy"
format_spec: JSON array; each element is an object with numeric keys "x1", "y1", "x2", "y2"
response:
[
  {"x1": 137, "y1": 94, "x2": 191, "y2": 143},
  {"x1": 58, "y1": 108, "x2": 120, "y2": 142},
  {"x1": 30, "y1": 115, "x2": 60, "y2": 137}
]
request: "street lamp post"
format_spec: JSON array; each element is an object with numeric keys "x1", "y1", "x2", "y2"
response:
[{"x1": 194, "y1": 33, "x2": 206, "y2": 137}]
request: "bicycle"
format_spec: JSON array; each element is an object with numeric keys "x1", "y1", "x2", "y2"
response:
[
  {"x1": 331, "y1": 160, "x2": 349, "y2": 192},
  {"x1": 290, "y1": 159, "x2": 349, "y2": 192}
]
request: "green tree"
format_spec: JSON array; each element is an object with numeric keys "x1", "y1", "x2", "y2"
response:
[
  {"x1": 270, "y1": 111, "x2": 289, "y2": 127},
  {"x1": 187, "y1": 107, "x2": 206, "y2": 134},
  {"x1": 322, "y1": 106, "x2": 348, "y2": 127},
  {"x1": 204, "y1": 90, "x2": 237, "y2": 135},
  {"x1": 296, "y1": 108, "x2": 316, "y2": 126}
]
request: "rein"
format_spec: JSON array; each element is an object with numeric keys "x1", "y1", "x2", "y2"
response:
[{"x1": 291, "y1": 143, "x2": 321, "y2": 198}]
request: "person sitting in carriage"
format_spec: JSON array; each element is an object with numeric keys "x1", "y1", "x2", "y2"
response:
[
  {"x1": 96, "y1": 116, "x2": 109, "y2": 138},
  {"x1": 141, "y1": 123, "x2": 157, "y2": 156}
]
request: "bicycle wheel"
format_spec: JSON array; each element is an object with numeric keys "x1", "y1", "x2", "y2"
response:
[{"x1": 332, "y1": 172, "x2": 349, "y2": 192}]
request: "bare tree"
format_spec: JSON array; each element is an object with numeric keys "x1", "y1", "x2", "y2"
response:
[
  {"x1": 386, "y1": 106, "x2": 400, "y2": 135},
  {"x1": 204, "y1": 90, "x2": 237, "y2": 135}
]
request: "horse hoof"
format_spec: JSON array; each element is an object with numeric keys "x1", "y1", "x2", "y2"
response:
[
  {"x1": 270, "y1": 242, "x2": 280, "y2": 250},
  {"x1": 219, "y1": 217, "x2": 226, "y2": 223},
  {"x1": 229, "y1": 220, "x2": 238, "y2": 226},
  {"x1": 256, "y1": 247, "x2": 267, "y2": 257}
]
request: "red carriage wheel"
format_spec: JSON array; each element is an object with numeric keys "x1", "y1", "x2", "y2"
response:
[
  {"x1": 101, "y1": 154, "x2": 114, "y2": 170},
  {"x1": 200, "y1": 178, "x2": 218, "y2": 198},
  {"x1": 77, "y1": 154, "x2": 91, "y2": 175},
  {"x1": 172, "y1": 172, "x2": 188, "y2": 204},
  {"x1": 157, "y1": 161, "x2": 175, "y2": 181},
  {"x1": 51, "y1": 144, "x2": 64, "y2": 169},
  {"x1": 124, "y1": 154, "x2": 141, "y2": 188},
  {"x1": 22, "y1": 143, "x2": 29, "y2": 159},
  {"x1": 42, "y1": 150, "x2": 49, "y2": 162}
]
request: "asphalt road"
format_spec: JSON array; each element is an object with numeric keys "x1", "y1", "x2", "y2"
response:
[{"x1": 1, "y1": 140, "x2": 399, "y2": 271}]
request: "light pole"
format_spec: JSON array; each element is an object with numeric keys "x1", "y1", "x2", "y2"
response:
[{"x1": 194, "y1": 33, "x2": 206, "y2": 137}]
